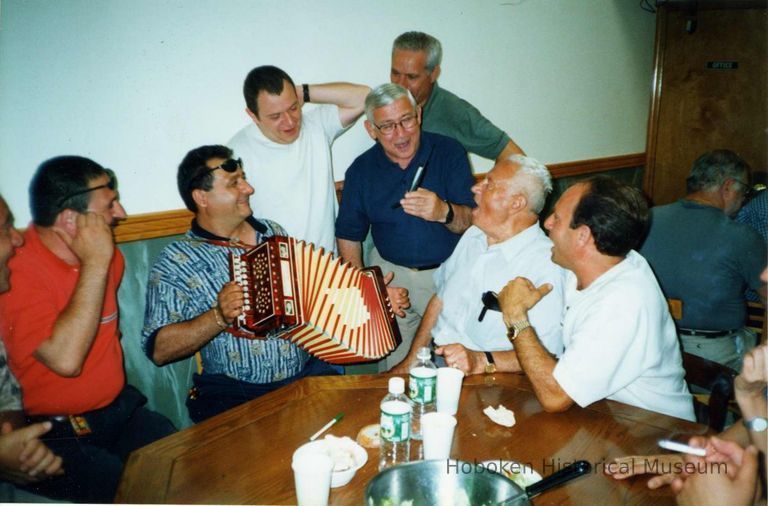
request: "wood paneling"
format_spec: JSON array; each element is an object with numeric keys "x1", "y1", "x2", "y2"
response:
[
  {"x1": 115, "y1": 153, "x2": 645, "y2": 244},
  {"x1": 645, "y1": 7, "x2": 767, "y2": 205}
]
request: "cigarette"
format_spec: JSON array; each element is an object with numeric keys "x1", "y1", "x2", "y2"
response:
[
  {"x1": 309, "y1": 413, "x2": 344, "y2": 441},
  {"x1": 657, "y1": 439, "x2": 707, "y2": 457}
]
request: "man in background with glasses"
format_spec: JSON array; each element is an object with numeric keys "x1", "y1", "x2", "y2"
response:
[
  {"x1": 143, "y1": 145, "x2": 339, "y2": 424},
  {"x1": 0, "y1": 157, "x2": 175, "y2": 502},
  {"x1": 640, "y1": 149, "x2": 766, "y2": 370},
  {"x1": 336, "y1": 83, "x2": 475, "y2": 370},
  {"x1": 390, "y1": 155, "x2": 565, "y2": 376}
]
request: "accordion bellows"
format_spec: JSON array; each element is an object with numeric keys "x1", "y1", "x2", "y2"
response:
[{"x1": 229, "y1": 236, "x2": 402, "y2": 364}]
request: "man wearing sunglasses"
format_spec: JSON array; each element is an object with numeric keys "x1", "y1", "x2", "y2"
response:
[
  {"x1": 0, "y1": 157, "x2": 176, "y2": 502},
  {"x1": 143, "y1": 145, "x2": 339, "y2": 424},
  {"x1": 228, "y1": 65, "x2": 370, "y2": 254},
  {"x1": 390, "y1": 155, "x2": 565, "y2": 376},
  {"x1": 640, "y1": 149, "x2": 766, "y2": 370},
  {"x1": 336, "y1": 83, "x2": 476, "y2": 370}
]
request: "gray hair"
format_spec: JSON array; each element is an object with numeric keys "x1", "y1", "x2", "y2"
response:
[
  {"x1": 506, "y1": 154, "x2": 553, "y2": 215},
  {"x1": 686, "y1": 149, "x2": 750, "y2": 194},
  {"x1": 393, "y1": 31, "x2": 443, "y2": 71},
  {"x1": 364, "y1": 83, "x2": 417, "y2": 124}
]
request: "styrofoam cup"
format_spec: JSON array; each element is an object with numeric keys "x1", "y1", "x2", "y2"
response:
[
  {"x1": 436, "y1": 367, "x2": 464, "y2": 415},
  {"x1": 421, "y1": 412, "x2": 457, "y2": 460},
  {"x1": 291, "y1": 450, "x2": 332, "y2": 506}
]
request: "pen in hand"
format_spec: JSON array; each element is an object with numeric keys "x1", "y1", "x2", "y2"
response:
[{"x1": 391, "y1": 165, "x2": 425, "y2": 209}]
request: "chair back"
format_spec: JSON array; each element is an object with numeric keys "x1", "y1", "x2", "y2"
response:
[{"x1": 681, "y1": 352, "x2": 737, "y2": 432}]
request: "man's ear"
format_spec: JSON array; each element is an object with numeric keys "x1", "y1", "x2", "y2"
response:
[
  {"x1": 416, "y1": 105, "x2": 423, "y2": 126},
  {"x1": 245, "y1": 107, "x2": 259, "y2": 124},
  {"x1": 576, "y1": 224, "x2": 593, "y2": 247},
  {"x1": 192, "y1": 188, "x2": 208, "y2": 210},
  {"x1": 54, "y1": 209, "x2": 78, "y2": 236},
  {"x1": 429, "y1": 65, "x2": 441, "y2": 83},
  {"x1": 363, "y1": 120, "x2": 378, "y2": 141}
]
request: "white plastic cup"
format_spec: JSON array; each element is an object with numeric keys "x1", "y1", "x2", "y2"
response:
[
  {"x1": 436, "y1": 367, "x2": 464, "y2": 415},
  {"x1": 291, "y1": 451, "x2": 333, "y2": 506},
  {"x1": 421, "y1": 412, "x2": 457, "y2": 460}
]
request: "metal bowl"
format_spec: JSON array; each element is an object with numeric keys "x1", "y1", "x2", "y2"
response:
[
  {"x1": 364, "y1": 459, "x2": 591, "y2": 506},
  {"x1": 364, "y1": 460, "x2": 520, "y2": 506}
]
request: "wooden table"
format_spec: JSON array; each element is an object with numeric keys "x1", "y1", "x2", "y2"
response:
[{"x1": 116, "y1": 373, "x2": 703, "y2": 504}]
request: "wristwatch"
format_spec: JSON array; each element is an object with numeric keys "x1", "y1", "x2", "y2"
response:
[
  {"x1": 743, "y1": 416, "x2": 768, "y2": 432},
  {"x1": 484, "y1": 352, "x2": 496, "y2": 374},
  {"x1": 443, "y1": 200, "x2": 454, "y2": 225},
  {"x1": 506, "y1": 320, "x2": 532, "y2": 340}
]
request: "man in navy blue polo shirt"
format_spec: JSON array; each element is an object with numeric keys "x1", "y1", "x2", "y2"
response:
[{"x1": 336, "y1": 83, "x2": 475, "y2": 370}]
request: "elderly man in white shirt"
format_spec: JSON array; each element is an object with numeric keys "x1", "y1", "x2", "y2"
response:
[{"x1": 391, "y1": 155, "x2": 565, "y2": 375}]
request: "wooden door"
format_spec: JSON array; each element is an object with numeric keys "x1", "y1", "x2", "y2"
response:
[{"x1": 645, "y1": 6, "x2": 767, "y2": 205}]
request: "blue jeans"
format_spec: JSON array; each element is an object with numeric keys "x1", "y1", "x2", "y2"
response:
[
  {"x1": 187, "y1": 357, "x2": 340, "y2": 423},
  {"x1": 22, "y1": 385, "x2": 176, "y2": 503}
]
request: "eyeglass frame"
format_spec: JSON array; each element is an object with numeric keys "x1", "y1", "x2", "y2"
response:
[
  {"x1": 56, "y1": 168, "x2": 118, "y2": 208},
  {"x1": 730, "y1": 178, "x2": 754, "y2": 200},
  {"x1": 478, "y1": 290, "x2": 501, "y2": 322},
  {"x1": 372, "y1": 114, "x2": 419, "y2": 136}
]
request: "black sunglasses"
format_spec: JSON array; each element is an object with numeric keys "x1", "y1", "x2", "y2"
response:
[
  {"x1": 478, "y1": 291, "x2": 501, "y2": 322},
  {"x1": 56, "y1": 169, "x2": 117, "y2": 207},
  {"x1": 188, "y1": 158, "x2": 242, "y2": 190}
]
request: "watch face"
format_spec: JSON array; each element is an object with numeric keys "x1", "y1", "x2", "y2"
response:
[{"x1": 746, "y1": 417, "x2": 768, "y2": 432}]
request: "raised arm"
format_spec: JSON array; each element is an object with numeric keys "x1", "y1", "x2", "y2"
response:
[
  {"x1": 498, "y1": 277, "x2": 573, "y2": 412},
  {"x1": 34, "y1": 213, "x2": 114, "y2": 377},
  {"x1": 297, "y1": 83, "x2": 371, "y2": 127}
]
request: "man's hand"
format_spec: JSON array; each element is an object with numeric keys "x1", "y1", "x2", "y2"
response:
[
  {"x1": 383, "y1": 272, "x2": 409, "y2": 318},
  {"x1": 0, "y1": 422, "x2": 63, "y2": 485},
  {"x1": 672, "y1": 439, "x2": 759, "y2": 506},
  {"x1": 435, "y1": 344, "x2": 482, "y2": 376},
  {"x1": 217, "y1": 282, "x2": 245, "y2": 325},
  {"x1": 735, "y1": 343, "x2": 767, "y2": 396},
  {"x1": 498, "y1": 277, "x2": 552, "y2": 322},
  {"x1": 54, "y1": 212, "x2": 114, "y2": 268},
  {"x1": 605, "y1": 454, "x2": 683, "y2": 489},
  {"x1": 400, "y1": 188, "x2": 447, "y2": 223}
]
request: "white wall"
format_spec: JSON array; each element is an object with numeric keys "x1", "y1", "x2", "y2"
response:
[{"x1": 0, "y1": 0, "x2": 656, "y2": 225}]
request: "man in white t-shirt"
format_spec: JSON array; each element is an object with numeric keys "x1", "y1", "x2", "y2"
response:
[
  {"x1": 391, "y1": 155, "x2": 565, "y2": 375},
  {"x1": 498, "y1": 176, "x2": 695, "y2": 421},
  {"x1": 228, "y1": 65, "x2": 370, "y2": 253}
]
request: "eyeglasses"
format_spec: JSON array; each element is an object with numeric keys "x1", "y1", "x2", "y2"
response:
[
  {"x1": 731, "y1": 179, "x2": 753, "y2": 199},
  {"x1": 56, "y1": 169, "x2": 117, "y2": 207},
  {"x1": 478, "y1": 291, "x2": 501, "y2": 322},
  {"x1": 373, "y1": 114, "x2": 418, "y2": 135},
  {"x1": 188, "y1": 158, "x2": 242, "y2": 190}
]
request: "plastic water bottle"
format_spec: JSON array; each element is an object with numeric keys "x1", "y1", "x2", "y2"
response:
[
  {"x1": 379, "y1": 377, "x2": 412, "y2": 470},
  {"x1": 409, "y1": 347, "x2": 437, "y2": 440}
]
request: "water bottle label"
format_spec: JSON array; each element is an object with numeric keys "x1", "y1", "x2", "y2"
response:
[
  {"x1": 409, "y1": 374, "x2": 436, "y2": 404},
  {"x1": 381, "y1": 408, "x2": 411, "y2": 442}
]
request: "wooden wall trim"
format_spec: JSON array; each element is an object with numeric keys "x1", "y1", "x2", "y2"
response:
[
  {"x1": 643, "y1": 6, "x2": 667, "y2": 197},
  {"x1": 117, "y1": 152, "x2": 645, "y2": 243},
  {"x1": 115, "y1": 209, "x2": 193, "y2": 243}
]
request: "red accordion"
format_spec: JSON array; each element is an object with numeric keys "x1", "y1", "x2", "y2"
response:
[{"x1": 229, "y1": 236, "x2": 402, "y2": 364}]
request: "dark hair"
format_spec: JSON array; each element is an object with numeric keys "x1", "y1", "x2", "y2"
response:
[
  {"x1": 177, "y1": 145, "x2": 233, "y2": 212},
  {"x1": 570, "y1": 176, "x2": 649, "y2": 257},
  {"x1": 30, "y1": 156, "x2": 109, "y2": 226},
  {"x1": 243, "y1": 65, "x2": 295, "y2": 117},
  {"x1": 686, "y1": 149, "x2": 750, "y2": 194}
]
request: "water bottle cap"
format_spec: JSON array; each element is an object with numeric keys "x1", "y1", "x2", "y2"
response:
[
  {"x1": 417, "y1": 347, "x2": 431, "y2": 360},
  {"x1": 388, "y1": 377, "x2": 405, "y2": 394}
]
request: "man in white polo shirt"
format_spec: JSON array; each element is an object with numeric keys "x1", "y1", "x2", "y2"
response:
[{"x1": 498, "y1": 176, "x2": 695, "y2": 421}]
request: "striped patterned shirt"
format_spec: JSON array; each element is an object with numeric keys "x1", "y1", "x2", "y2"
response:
[{"x1": 142, "y1": 217, "x2": 309, "y2": 384}]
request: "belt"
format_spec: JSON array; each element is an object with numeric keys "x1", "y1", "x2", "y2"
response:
[
  {"x1": 678, "y1": 328, "x2": 738, "y2": 338},
  {"x1": 408, "y1": 264, "x2": 440, "y2": 271}
]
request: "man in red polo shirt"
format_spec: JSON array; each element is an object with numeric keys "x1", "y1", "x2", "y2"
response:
[{"x1": 0, "y1": 156, "x2": 175, "y2": 502}]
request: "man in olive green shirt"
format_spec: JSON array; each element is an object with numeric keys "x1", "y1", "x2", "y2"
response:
[{"x1": 390, "y1": 31, "x2": 524, "y2": 161}]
